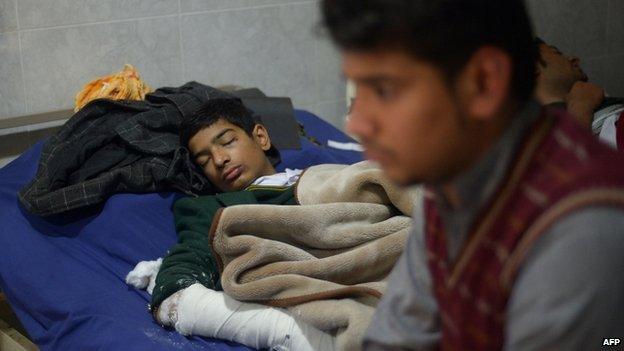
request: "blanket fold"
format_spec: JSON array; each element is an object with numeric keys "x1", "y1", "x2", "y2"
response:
[{"x1": 209, "y1": 161, "x2": 421, "y2": 350}]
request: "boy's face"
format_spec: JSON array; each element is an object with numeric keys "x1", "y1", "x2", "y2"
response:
[
  {"x1": 343, "y1": 48, "x2": 509, "y2": 186},
  {"x1": 188, "y1": 119, "x2": 275, "y2": 192}
]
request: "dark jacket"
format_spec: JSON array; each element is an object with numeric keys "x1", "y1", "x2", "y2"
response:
[{"x1": 150, "y1": 185, "x2": 297, "y2": 310}]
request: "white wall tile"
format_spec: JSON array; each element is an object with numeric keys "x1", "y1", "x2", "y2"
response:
[
  {"x1": 17, "y1": 0, "x2": 177, "y2": 29},
  {"x1": 607, "y1": 0, "x2": 624, "y2": 55},
  {"x1": 0, "y1": 0, "x2": 17, "y2": 32},
  {"x1": 9, "y1": 0, "x2": 346, "y2": 126},
  {"x1": 527, "y1": 0, "x2": 608, "y2": 60},
  {"x1": 584, "y1": 54, "x2": 624, "y2": 97},
  {"x1": 180, "y1": 0, "x2": 301, "y2": 13},
  {"x1": 181, "y1": 2, "x2": 318, "y2": 107},
  {"x1": 21, "y1": 17, "x2": 182, "y2": 113},
  {"x1": 0, "y1": 32, "x2": 26, "y2": 119},
  {"x1": 315, "y1": 38, "x2": 345, "y2": 103},
  {"x1": 309, "y1": 0, "x2": 345, "y2": 103}
]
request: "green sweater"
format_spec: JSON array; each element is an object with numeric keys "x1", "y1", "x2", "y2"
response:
[{"x1": 151, "y1": 185, "x2": 297, "y2": 310}]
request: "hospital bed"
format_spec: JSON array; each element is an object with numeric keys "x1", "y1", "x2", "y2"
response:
[{"x1": 0, "y1": 109, "x2": 362, "y2": 350}]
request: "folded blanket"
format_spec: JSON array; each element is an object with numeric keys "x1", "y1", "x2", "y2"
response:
[{"x1": 209, "y1": 161, "x2": 421, "y2": 350}]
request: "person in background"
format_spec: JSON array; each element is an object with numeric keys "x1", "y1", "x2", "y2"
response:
[
  {"x1": 321, "y1": 0, "x2": 624, "y2": 350},
  {"x1": 535, "y1": 37, "x2": 624, "y2": 149}
]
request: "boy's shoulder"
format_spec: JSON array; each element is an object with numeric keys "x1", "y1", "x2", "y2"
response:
[{"x1": 175, "y1": 184, "x2": 297, "y2": 210}]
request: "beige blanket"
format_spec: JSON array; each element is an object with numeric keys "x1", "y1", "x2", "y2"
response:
[{"x1": 209, "y1": 161, "x2": 421, "y2": 350}]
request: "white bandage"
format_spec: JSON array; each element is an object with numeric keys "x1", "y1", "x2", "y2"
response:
[
  {"x1": 125, "y1": 258, "x2": 162, "y2": 295},
  {"x1": 173, "y1": 283, "x2": 335, "y2": 351}
]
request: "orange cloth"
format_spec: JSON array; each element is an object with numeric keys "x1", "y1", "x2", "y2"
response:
[{"x1": 74, "y1": 64, "x2": 152, "y2": 112}]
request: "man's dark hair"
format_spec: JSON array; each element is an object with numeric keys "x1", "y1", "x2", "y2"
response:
[
  {"x1": 533, "y1": 37, "x2": 547, "y2": 67},
  {"x1": 321, "y1": 0, "x2": 539, "y2": 104},
  {"x1": 180, "y1": 98, "x2": 280, "y2": 165}
]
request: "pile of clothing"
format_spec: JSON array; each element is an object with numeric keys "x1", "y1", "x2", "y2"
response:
[
  {"x1": 19, "y1": 79, "x2": 303, "y2": 216},
  {"x1": 19, "y1": 82, "x2": 230, "y2": 216}
]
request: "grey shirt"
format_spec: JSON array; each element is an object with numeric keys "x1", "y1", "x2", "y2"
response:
[{"x1": 363, "y1": 101, "x2": 624, "y2": 350}]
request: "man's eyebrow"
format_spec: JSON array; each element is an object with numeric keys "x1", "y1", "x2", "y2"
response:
[{"x1": 356, "y1": 75, "x2": 397, "y2": 85}]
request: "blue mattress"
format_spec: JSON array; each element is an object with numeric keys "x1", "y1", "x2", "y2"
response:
[{"x1": 0, "y1": 110, "x2": 362, "y2": 350}]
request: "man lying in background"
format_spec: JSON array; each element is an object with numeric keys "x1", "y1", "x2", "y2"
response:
[{"x1": 535, "y1": 38, "x2": 624, "y2": 149}]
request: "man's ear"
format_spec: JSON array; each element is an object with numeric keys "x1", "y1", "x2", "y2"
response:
[
  {"x1": 455, "y1": 46, "x2": 513, "y2": 121},
  {"x1": 252, "y1": 124, "x2": 272, "y2": 151}
]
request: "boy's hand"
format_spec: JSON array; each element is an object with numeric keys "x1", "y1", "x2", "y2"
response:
[{"x1": 155, "y1": 289, "x2": 183, "y2": 327}]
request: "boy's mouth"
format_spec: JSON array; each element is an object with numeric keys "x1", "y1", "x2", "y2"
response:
[{"x1": 223, "y1": 166, "x2": 242, "y2": 182}]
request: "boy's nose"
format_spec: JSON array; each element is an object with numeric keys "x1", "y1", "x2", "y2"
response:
[
  {"x1": 346, "y1": 98, "x2": 377, "y2": 141},
  {"x1": 214, "y1": 151, "x2": 230, "y2": 168}
]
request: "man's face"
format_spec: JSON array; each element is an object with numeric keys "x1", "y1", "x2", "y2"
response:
[
  {"x1": 343, "y1": 49, "x2": 477, "y2": 186},
  {"x1": 188, "y1": 119, "x2": 274, "y2": 192},
  {"x1": 538, "y1": 43, "x2": 588, "y2": 91}
]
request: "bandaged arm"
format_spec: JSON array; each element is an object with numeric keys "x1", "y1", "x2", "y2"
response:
[
  {"x1": 152, "y1": 187, "x2": 296, "y2": 311},
  {"x1": 150, "y1": 196, "x2": 224, "y2": 310},
  {"x1": 128, "y1": 263, "x2": 335, "y2": 351},
  {"x1": 157, "y1": 284, "x2": 335, "y2": 351}
]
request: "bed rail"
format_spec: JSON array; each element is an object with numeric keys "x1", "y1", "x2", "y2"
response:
[{"x1": 0, "y1": 109, "x2": 72, "y2": 136}]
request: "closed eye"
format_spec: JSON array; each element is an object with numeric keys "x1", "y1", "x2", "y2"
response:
[
  {"x1": 197, "y1": 157, "x2": 211, "y2": 167},
  {"x1": 223, "y1": 137, "x2": 236, "y2": 146}
]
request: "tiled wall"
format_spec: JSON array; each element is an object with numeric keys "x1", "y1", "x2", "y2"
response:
[
  {"x1": 0, "y1": 0, "x2": 347, "y2": 131},
  {"x1": 7, "y1": 0, "x2": 619, "y2": 150},
  {"x1": 527, "y1": 0, "x2": 624, "y2": 97}
]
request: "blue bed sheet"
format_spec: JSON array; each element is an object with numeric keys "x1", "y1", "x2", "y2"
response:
[{"x1": 0, "y1": 110, "x2": 362, "y2": 350}]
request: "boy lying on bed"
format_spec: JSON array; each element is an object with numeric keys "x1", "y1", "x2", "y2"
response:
[{"x1": 126, "y1": 98, "x2": 334, "y2": 350}]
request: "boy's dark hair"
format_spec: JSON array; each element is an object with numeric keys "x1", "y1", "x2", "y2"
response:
[
  {"x1": 321, "y1": 0, "x2": 539, "y2": 104},
  {"x1": 180, "y1": 98, "x2": 280, "y2": 165}
]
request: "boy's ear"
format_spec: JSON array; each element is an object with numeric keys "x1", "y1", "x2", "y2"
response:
[
  {"x1": 455, "y1": 46, "x2": 513, "y2": 122},
  {"x1": 252, "y1": 124, "x2": 272, "y2": 151}
]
